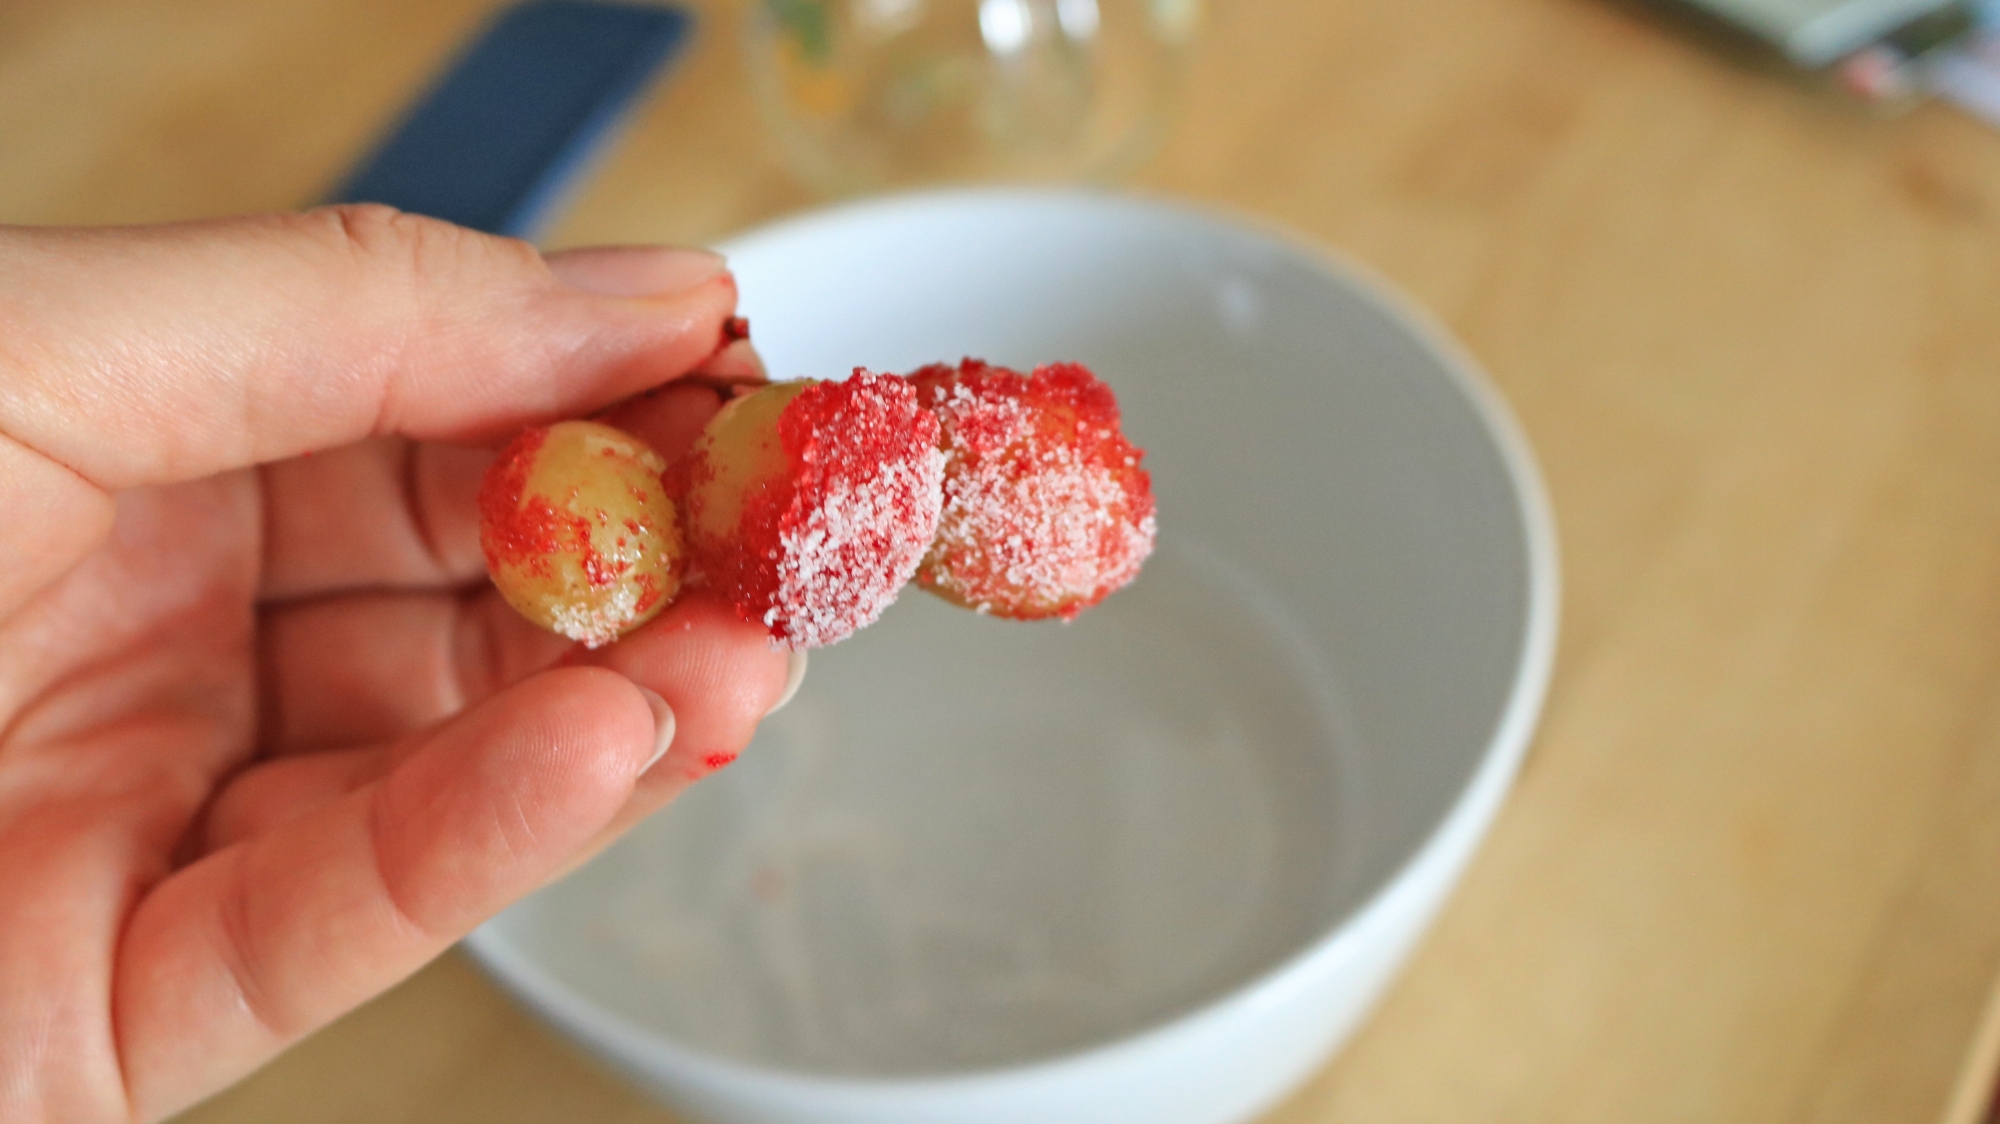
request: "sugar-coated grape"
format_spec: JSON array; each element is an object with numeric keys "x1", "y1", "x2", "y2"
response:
[
  {"x1": 907, "y1": 359, "x2": 1155, "y2": 620},
  {"x1": 679, "y1": 372, "x2": 944, "y2": 650},
  {"x1": 479, "y1": 359, "x2": 1153, "y2": 649},
  {"x1": 478, "y1": 420, "x2": 685, "y2": 647}
]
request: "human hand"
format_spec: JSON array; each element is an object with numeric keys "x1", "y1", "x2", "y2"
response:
[{"x1": 0, "y1": 207, "x2": 795, "y2": 1122}]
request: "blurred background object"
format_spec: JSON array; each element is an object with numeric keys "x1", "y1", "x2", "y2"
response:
[
  {"x1": 1926, "y1": 0, "x2": 2000, "y2": 118},
  {"x1": 1635, "y1": 0, "x2": 2000, "y2": 114},
  {"x1": 743, "y1": 0, "x2": 1198, "y2": 193},
  {"x1": 330, "y1": 0, "x2": 692, "y2": 238},
  {"x1": 1670, "y1": 0, "x2": 1969, "y2": 68}
]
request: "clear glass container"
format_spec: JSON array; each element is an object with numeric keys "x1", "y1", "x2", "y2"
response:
[{"x1": 745, "y1": 0, "x2": 1200, "y2": 195}]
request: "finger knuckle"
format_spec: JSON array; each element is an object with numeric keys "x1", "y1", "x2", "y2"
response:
[{"x1": 297, "y1": 204, "x2": 542, "y2": 291}]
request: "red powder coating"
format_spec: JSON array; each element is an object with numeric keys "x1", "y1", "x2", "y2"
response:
[
  {"x1": 699, "y1": 372, "x2": 945, "y2": 649},
  {"x1": 580, "y1": 550, "x2": 630, "y2": 587},
  {"x1": 479, "y1": 427, "x2": 596, "y2": 580},
  {"x1": 633, "y1": 572, "x2": 665, "y2": 615},
  {"x1": 908, "y1": 359, "x2": 1155, "y2": 619}
]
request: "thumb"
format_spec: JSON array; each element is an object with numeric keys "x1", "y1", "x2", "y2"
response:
[
  {"x1": 0, "y1": 205, "x2": 735, "y2": 613},
  {"x1": 0, "y1": 205, "x2": 736, "y2": 490},
  {"x1": 110, "y1": 666, "x2": 664, "y2": 1122}
]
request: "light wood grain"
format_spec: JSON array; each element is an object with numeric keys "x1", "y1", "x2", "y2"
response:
[{"x1": 5, "y1": 0, "x2": 2000, "y2": 1120}]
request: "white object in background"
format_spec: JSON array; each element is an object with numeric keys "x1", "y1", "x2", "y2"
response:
[
  {"x1": 1684, "y1": 0, "x2": 1958, "y2": 65},
  {"x1": 1928, "y1": 1, "x2": 2000, "y2": 123},
  {"x1": 466, "y1": 191, "x2": 1560, "y2": 1124}
]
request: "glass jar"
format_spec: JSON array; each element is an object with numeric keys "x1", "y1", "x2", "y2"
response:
[{"x1": 745, "y1": 0, "x2": 1200, "y2": 194}]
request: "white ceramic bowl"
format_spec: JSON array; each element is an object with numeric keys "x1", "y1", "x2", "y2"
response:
[{"x1": 465, "y1": 191, "x2": 1558, "y2": 1124}]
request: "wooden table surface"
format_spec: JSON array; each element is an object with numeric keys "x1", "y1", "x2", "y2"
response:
[{"x1": 6, "y1": 0, "x2": 2000, "y2": 1120}]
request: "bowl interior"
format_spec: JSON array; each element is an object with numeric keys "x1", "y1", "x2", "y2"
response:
[{"x1": 480, "y1": 192, "x2": 1539, "y2": 1078}]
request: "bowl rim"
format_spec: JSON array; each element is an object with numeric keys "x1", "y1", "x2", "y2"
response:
[{"x1": 464, "y1": 185, "x2": 1561, "y2": 1093}]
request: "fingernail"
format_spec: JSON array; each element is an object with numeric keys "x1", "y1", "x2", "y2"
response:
[
  {"x1": 635, "y1": 685, "x2": 677, "y2": 772},
  {"x1": 766, "y1": 650, "x2": 808, "y2": 716},
  {"x1": 549, "y1": 246, "x2": 727, "y2": 298}
]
